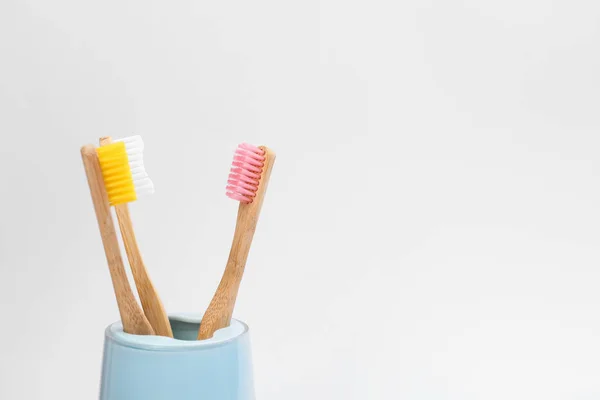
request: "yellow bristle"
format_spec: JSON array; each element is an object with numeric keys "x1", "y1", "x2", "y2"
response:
[{"x1": 96, "y1": 142, "x2": 137, "y2": 205}]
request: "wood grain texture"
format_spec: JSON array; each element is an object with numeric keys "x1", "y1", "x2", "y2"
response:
[
  {"x1": 80, "y1": 144, "x2": 154, "y2": 335},
  {"x1": 198, "y1": 146, "x2": 276, "y2": 339},
  {"x1": 99, "y1": 136, "x2": 173, "y2": 338}
]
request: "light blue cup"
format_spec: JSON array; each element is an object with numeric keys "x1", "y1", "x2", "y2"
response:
[{"x1": 99, "y1": 314, "x2": 255, "y2": 400}]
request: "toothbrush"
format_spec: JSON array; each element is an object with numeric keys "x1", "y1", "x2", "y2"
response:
[
  {"x1": 97, "y1": 136, "x2": 173, "y2": 338},
  {"x1": 81, "y1": 145, "x2": 155, "y2": 335},
  {"x1": 198, "y1": 143, "x2": 276, "y2": 339}
]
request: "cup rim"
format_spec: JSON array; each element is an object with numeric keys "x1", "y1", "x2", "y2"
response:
[{"x1": 105, "y1": 313, "x2": 249, "y2": 351}]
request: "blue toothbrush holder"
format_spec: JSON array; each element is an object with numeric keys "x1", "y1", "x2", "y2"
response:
[{"x1": 99, "y1": 314, "x2": 255, "y2": 400}]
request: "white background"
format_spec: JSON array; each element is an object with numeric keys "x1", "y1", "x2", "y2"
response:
[{"x1": 1, "y1": 0, "x2": 600, "y2": 399}]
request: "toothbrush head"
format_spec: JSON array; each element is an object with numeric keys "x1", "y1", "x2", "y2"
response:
[
  {"x1": 96, "y1": 135, "x2": 154, "y2": 206},
  {"x1": 226, "y1": 143, "x2": 266, "y2": 203}
]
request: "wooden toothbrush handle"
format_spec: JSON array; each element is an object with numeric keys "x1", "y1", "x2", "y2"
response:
[
  {"x1": 99, "y1": 136, "x2": 173, "y2": 338},
  {"x1": 81, "y1": 145, "x2": 155, "y2": 335},
  {"x1": 198, "y1": 147, "x2": 276, "y2": 339}
]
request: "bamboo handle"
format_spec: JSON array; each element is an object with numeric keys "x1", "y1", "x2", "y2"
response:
[
  {"x1": 80, "y1": 145, "x2": 154, "y2": 335},
  {"x1": 198, "y1": 146, "x2": 276, "y2": 339},
  {"x1": 99, "y1": 137, "x2": 173, "y2": 338}
]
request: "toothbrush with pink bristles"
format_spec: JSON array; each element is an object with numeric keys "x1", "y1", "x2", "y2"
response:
[{"x1": 198, "y1": 143, "x2": 276, "y2": 339}]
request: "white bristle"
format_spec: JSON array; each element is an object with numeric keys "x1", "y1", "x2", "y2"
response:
[{"x1": 114, "y1": 135, "x2": 155, "y2": 198}]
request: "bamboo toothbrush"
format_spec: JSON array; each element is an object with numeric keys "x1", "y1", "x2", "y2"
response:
[
  {"x1": 98, "y1": 136, "x2": 173, "y2": 338},
  {"x1": 198, "y1": 143, "x2": 276, "y2": 339},
  {"x1": 81, "y1": 145, "x2": 155, "y2": 335}
]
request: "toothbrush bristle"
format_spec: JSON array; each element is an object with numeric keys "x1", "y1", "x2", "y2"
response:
[
  {"x1": 226, "y1": 143, "x2": 265, "y2": 203},
  {"x1": 96, "y1": 135, "x2": 154, "y2": 206}
]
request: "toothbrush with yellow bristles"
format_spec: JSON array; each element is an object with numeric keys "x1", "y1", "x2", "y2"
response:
[
  {"x1": 96, "y1": 135, "x2": 173, "y2": 338},
  {"x1": 81, "y1": 144, "x2": 154, "y2": 335}
]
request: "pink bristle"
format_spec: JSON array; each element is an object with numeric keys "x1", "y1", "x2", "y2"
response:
[{"x1": 226, "y1": 143, "x2": 265, "y2": 203}]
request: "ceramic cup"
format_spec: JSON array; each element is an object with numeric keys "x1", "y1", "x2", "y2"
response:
[{"x1": 99, "y1": 314, "x2": 255, "y2": 400}]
